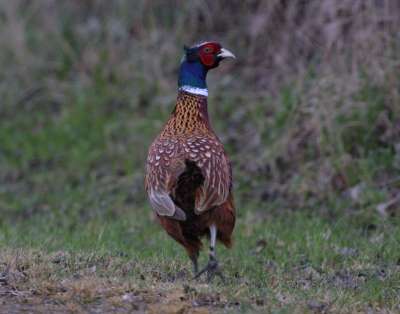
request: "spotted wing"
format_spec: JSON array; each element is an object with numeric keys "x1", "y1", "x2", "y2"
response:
[
  {"x1": 145, "y1": 137, "x2": 187, "y2": 220},
  {"x1": 182, "y1": 136, "x2": 232, "y2": 214}
]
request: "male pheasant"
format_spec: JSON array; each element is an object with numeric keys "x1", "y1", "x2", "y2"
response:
[{"x1": 145, "y1": 41, "x2": 236, "y2": 281}]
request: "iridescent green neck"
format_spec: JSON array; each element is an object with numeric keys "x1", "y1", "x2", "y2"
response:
[{"x1": 178, "y1": 60, "x2": 208, "y2": 96}]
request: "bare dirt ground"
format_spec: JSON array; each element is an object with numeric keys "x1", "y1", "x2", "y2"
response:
[
  {"x1": 0, "y1": 280, "x2": 229, "y2": 314},
  {"x1": 0, "y1": 254, "x2": 238, "y2": 314}
]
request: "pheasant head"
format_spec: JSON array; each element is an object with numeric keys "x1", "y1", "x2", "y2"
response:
[{"x1": 178, "y1": 41, "x2": 235, "y2": 96}]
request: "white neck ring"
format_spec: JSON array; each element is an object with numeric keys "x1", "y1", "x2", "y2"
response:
[{"x1": 179, "y1": 85, "x2": 208, "y2": 97}]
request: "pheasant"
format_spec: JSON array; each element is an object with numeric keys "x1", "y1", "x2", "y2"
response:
[{"x1": 145, "y1": 41, "x2": 236, "y2": 281}]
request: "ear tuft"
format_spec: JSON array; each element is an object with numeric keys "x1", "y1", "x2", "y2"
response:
[{"x1": 184, "y1": 44, "x2": 199, "y2": 62}]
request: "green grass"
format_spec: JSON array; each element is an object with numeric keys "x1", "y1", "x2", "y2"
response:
[
  {"x1": 0, "y1": 86, "x2": 399, "y2": 313},
  {"x1": 1, "y1": 2, "x2": 400, "y2": 311},
  {"x1": 1, "y1": 207, "x2": 399, "y2": 312}
]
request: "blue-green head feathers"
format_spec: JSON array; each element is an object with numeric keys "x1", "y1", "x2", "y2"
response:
[
  {"x1": 178, "y1": 42, "x2": 236, "y2": 91},
  {"x1": 178, "y1": 45, "x2": 208, "y2": 89}
]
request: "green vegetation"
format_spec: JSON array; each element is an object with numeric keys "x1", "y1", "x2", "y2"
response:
[{"x1": 1, "y1": 1, "x2": 399, "y2": 312}]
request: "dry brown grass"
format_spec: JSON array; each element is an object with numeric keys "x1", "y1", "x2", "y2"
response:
[
  {"x1": 0, "y1": 249, "x2": 225, "y2": 313},
  {"x1": 1, "y1": 1, "x2": 399, "y2": 213},
  {"x1": 2, "y1": 1, "x2": 398, "y2": 109},
  {"x1": 1, "y1": 1, "x2": 399, "y2": 90}
]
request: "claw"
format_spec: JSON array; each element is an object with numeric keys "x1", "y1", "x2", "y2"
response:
[{"x1": 193, "y1": 258, "x2": 225, "y2": 283}]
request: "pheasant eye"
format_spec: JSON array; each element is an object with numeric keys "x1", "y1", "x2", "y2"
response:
[{"x1": 204, "y1": 47, "x2": 213, "y2": 53}]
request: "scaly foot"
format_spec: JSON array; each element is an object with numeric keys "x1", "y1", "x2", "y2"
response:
[{"x1": 193, "y1": 258, "x2": 224, "y2": 282}]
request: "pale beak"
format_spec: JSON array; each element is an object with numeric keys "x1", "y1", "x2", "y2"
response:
[{"x1": 217, "y1": 48, "x2": 236, "y2": 59}]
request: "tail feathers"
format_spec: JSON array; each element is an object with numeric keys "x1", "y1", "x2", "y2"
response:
[
  {"x1": 218, "y1": 233, "x2": 233, "y2": 248},
  {"x1": 213, "y1": 196, "x2": 236, "y2": 248},
  {"x1": 158, "y1": 216, "x2": 202, "y2": 259}
]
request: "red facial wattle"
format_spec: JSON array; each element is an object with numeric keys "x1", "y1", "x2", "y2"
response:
[
  {"x1": 200, "y1": 54, "x2": 215, "y2": 67},
  {"x1": 198, "y1": 42, "x2": 222, "y2": 68}
]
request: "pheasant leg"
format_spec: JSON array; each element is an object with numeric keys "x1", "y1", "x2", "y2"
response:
[
  {"x1": 190, "y1": 255, "x2": 198, "y2": 275},
  {"x1": 194, "y1": 224, "x2": 225, "y2": 282}
]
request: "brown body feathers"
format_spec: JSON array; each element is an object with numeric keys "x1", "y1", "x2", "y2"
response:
[{"x1": 145, "y1": 91, "x2": 235, "y2": 259}]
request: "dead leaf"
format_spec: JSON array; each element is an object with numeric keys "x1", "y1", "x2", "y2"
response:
[
  {"x1": 346, "y1": 184, "x2": 365, "y2": 203},
  {"x1": 334, "y1": 247, "x2": 358, "y2": 257},
  {"x1": 376, "y1": 195, "x2": 400, "y2": 217},
  {"x1": 254, "y1": 239, "x2": 267, "y2": 254},
  {"x1": 307, "y1": 300, "x2": 328, "y2": 312},
  {"x1": 148, "y1": 303, "x2": 188, "y2": 314}
]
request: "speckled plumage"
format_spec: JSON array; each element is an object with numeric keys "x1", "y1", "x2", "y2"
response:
[
  {"x1": 145, "y1": 91, "x2": 235, "y2": 258},
  {"x1": 144, "y1": 41, "x2": 236, "y2": 277},
  {"x1": 145, "y1": 91, "x2": 232, "y2": 216}
]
